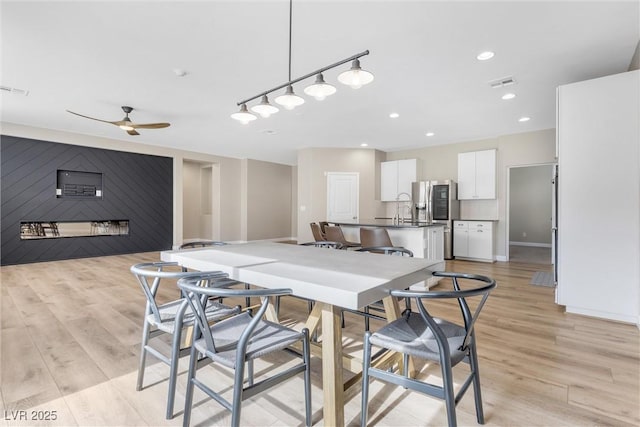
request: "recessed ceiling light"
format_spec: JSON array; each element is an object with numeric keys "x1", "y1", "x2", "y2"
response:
[
  {"x1": 518, "y1": 116, "x2": 530, "y2": 122},
  {"x1": 173, "y1": 68, "x2": 187, "y2": 77},
  {"x1": 360, "y1": 143, "x2": 368, "y2": 147},
  {"x1": 502, "y1": 93, "x2": 516, "y2": 100},
  {"x1": 389, "y1": 112, "x2": 399, "y2": 119},
  {"x1": 476, "y1": 51, "x2": 495, "y2": 61},
  {"x1": 425, "y1": 132, "x2": 435, "y2": 137}
]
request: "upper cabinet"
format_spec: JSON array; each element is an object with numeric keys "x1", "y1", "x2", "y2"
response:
[
  {"x1": 457, "y1": 149, "x2": 496, "y2": 199},
  {"x1": 381, "y1": 159, "x2": 417, "y2": 201}
]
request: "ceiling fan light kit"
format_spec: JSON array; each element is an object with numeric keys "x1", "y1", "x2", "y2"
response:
[{"x1": 231, "y1": 0, "x2": 373, "y2": 124}]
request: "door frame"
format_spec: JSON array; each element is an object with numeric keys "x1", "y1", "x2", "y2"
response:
[{"x1": 326, "y1": 172, "x2": 359, "y2": 222}]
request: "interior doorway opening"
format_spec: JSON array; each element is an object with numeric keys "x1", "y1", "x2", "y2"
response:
[
  {"x1": 507, "y1": 163, "x2": 555, "y2": 265},
  {"x1": 182, "y1": 160, "x2": 220, "y2": 242}
]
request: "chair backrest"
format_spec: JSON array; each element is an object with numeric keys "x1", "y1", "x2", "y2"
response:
[
  {"x1": 300, "y1": 241, "x2": 344, "y2": 249},
  {"x1": 177, "y1": 275, "x2": 292, "y2": 357},
  {"x1": 318, "y1": 221, "x2": 330, "y2": 234},
  {"x1": 180, "y1": 241, "x2": 227, "y2": 249},
  {"x1": 309, "y1": 223, "x2": 326, "y2": 241},
  {"x1": 357, "y1": 246, "x2": 413, "y2": 256},
  {"x1": 390, "y1": 272, "x2": 496, "y2": 353},
  {"x1": 130, "y1": 262, "x2": 229, "y2": 324},
  {"x1": 360, "y1": 227, "x2": 393, "y2": 248},
  {"x1": 325, "y1": 226, "x2": 350, "y2": 244}
]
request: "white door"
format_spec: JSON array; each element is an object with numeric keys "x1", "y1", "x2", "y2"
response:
[{"x1": 327, "y1": 172, "x2": 359, "y2": 222}]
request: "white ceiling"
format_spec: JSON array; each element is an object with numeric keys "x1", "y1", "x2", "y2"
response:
[{"x1": 2, "y1": 1, "x2": 638, "y2": 165}]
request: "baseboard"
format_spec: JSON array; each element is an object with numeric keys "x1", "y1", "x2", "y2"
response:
[
  {"x1": 495, "y1": 255, "x2": 507, "y2": 262},
  {"x1": 510, "y1": 241, "x2": 552, "y2": 248},
  {"x1": 565, "y1": 306, "x2": 638, "y2": 324}
]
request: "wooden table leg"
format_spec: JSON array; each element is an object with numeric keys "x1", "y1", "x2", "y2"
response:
[{"x1": 321, "y1": 303, "x2": 344, "y2": 427}]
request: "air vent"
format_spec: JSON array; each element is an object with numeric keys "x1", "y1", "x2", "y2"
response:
[
  {"x1": 489, "y1": 76, "x2": 516, "y2": 89},
  {"x1": 0, "y1": 85, "x2": 30, "y2": 96}
]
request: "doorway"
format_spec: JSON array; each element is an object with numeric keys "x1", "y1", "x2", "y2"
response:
[
  {"x1": 326, "y1": 172, "x2": 359, "y2": 222},
  {"x1": 507, "y1": 164, "x2": 555, "y2": 264},
  {"x1": 182, "y1": 160, "x2": 220, "y2": 242}
]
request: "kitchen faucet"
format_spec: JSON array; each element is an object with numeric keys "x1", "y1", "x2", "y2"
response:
[{"x1": 394, "y1": 192, "x2": 413, "y2": 224}]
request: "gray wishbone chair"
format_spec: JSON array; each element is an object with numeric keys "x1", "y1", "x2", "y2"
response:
[
  {"x1": 352, "y1": 246, "x2": 414, "y2": 331},
  {"x1": 179, "y1": 240, "x2": 228, "y2": 249},
  {"x1": 360, "y1": 271, "x2": 497, "y2": 427},
  {"x1": 130, "y1": 262, "x2": 241, "y2": 419},
  {"x1": 179, "y1": 240, "x2": 252, "y2": 308},
  {"x1": 178, "y1": 276, "x2": 312, "y2": 427}
]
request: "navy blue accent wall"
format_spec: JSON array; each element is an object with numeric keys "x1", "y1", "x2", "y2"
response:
[{"x1": 1, "y1": 135, "x2": 173, "y2": 265}]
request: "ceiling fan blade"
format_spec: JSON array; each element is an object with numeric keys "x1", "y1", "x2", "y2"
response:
[
  {"x1": 127, "y1": 129, "x2": 140, "y2": 136},
  {"x1": 130, "y1": 122, "x2": 171, "y2": 129},
  {"x1": 66, "y1": 110, "x2": 118, "y2": 125}
]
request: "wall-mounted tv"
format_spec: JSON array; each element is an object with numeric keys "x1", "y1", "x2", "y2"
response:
[{"x1": 56, "y1": 169, "x2": 103, "y2": 198}]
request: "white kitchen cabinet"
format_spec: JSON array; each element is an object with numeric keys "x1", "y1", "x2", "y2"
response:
[
  {"x1": 457, "y1": 149, "x2": 496, "y2": 199},
  {"x1": 425, "y1": 225, "x2": 444, "y2": 264},
  {"x1": 453, "y1": 221, "x2": 494, "y2": 262},
  {"x1": 380, "y1": 159, "x2": 417, "y2": 201}
]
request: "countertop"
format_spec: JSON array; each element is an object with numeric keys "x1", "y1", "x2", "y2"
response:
[{"x1": 333, "y1": 219, "x2": 445, "y2": 229}]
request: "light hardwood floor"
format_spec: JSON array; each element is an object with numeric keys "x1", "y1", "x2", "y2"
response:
[{"x1": 1, "y1": 251, "x2": 638, "y2": 426}]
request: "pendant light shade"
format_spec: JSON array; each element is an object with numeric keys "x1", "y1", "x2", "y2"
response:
[
  {"x1": 338, "y1": 58, "x2": 374, "y2": 89},
  {"x1": 250, "y1": 95, "x2": 279, "y2": 118},
  {"x1": 230, "y1": 103, "x2": 257, "y2": 124},
  {"x1": 275, "y1": 85, "x2": 305, "y2": 110},
  {"x1": 304, "y1": 73, "x2": 337, "y2": 101}
]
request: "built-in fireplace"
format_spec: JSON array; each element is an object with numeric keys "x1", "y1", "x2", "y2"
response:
[{"x1": 20, "y1": 220, "x2": 129, "y2": 239}]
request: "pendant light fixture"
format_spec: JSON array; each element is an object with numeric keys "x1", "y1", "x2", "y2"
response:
[
  {"x1": 231, "y1": 0, "x2": 373, "y2": 123},
  {"x1": 230, "y1": 103, "x2": 257, "y2": 125},
  {"x1": 251, "y1": 95, "x2": 279, "y2": 118},
  {"x1": 338, "y1": 58, "x2": 375, "y2": 89},
  {"x1": 304, "y1": 73, "x2": 336, "y2": 101}
]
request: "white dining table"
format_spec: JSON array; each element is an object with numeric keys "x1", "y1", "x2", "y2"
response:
[{"x1": 161, "y1": 241, "x2": 444, "y2": 427}]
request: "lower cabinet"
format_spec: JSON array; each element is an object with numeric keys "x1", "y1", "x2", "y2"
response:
[{"x1": 453, "y1": 221, "x2": 494, "y2": 262}]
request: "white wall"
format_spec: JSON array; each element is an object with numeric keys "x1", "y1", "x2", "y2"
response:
[
  {"x1": 557, "y1": 70, "x2": 640, "y2": 324},
  {"x1": 297, "y1": 148, "x2": 385, "y2": 243}
]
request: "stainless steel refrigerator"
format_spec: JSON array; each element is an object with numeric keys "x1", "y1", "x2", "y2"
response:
[{"x1": 412, "y1": 180, "x2": 460, "y2": 259}]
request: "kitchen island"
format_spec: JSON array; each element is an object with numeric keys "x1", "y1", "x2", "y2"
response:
[{"x1": 332, "y1": 219, "x2": 445, "y2": 287}]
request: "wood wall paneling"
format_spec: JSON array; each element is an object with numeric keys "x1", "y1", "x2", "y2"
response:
[{"x1": 1, "y1": 135, "x2": 173, "y2": 265}]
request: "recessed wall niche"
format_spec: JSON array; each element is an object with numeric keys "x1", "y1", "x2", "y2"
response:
[{"x1": 56, "y1": 169, "x2": 103, "y2": 198}]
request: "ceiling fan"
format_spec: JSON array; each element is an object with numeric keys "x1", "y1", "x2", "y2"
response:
[{"x1": 66, "y1": 106, "x2": 170, "y2": 136}]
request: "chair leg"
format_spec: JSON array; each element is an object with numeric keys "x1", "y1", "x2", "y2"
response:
[
  {"x1": 136, "y1": 319, "x2": 151, "y2": 391},
  {"x1": 247, "y1": 360, "x2": 254, "y2": 386},
  {"x1": 360, "y1": 332, "x2": 373, "y2": 427},
  {"x1": 182, "y1": 345, "x2": 199, "y2": 427},
  {"x1": 468, "y1": 341, "x2": 485, "y2": 424},
  {"x1": 231, "y1": 357, "x2": 246, "y2": 427},
  {"x1": 274, "y1": 296, "x2": 281, "y2": 317},
  {"x1": 244, "y1": 282, "x2": 251, "y2": 307},
  {"x1": 441, "y1": 361, "x2": 458, "y2": 427},
  {"x1": 165, "y1": 328, "x2": 183, "y2": 419},
  {"x1": 302, "y1": 329, "x2": 312, "y2": 427},
  {"x1": 364, "y1": 306, "x2": 370, "y2": 332}
]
